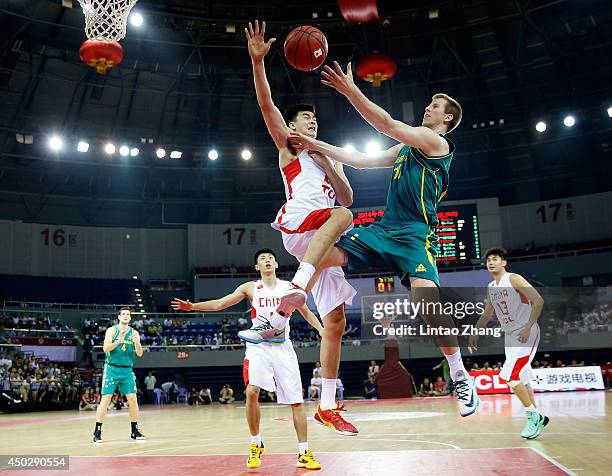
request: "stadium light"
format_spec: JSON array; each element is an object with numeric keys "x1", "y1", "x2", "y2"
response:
[
  {"x1": 607, "y1": 106, "x2": 612, "y2": 118},
  {"x1": 130, "y1": 147, "x2": 139, "y2": 157},
  {"x1": 563, "y1": 115, "x2": 575, "y2": 127},
  {"x1": 48, "y1": 135, "x2": 63, "y2": 151},
  {"x1": 156, "y1": 148, "x2": 166, "y2": 158},
  {"x1": 105, "y1": 143, "x2": 116, "y2": 154},
  {"x1": 119, "y1": 145, "x2": 130, "y2": 156},
  {"x1": 130, "y1": 12, "x2": 143, "y2": 27},
  {"x1": 343, "y1": 144, "x2": 355, "y2": 153},
  {"x1": 170, "y1": 150, "x2": 182, "y2": 159},
  {"x1": 365, "y1": 141, "x2": 381, "y2": 155},
  {"x1": 77, "y1": 141, "x2": 89, "y2": 153},
  {"x1": 535, "y1": 121, "x2": 547, "y2": 133},
  {"x1": 241, "y1": 149, "x2": 252, "y2": 160},
  {"x1": 208, "y1": 149, "x2": 219, "y2": 161}
]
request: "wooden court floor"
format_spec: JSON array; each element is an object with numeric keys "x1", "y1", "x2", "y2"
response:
[{"x1": 1, "y1": 391, "x2": 610, "y2": 475}]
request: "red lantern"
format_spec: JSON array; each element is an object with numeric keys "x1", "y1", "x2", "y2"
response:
[
  {"x1": 79, "y1": 40, "x2": 124, "y2": 74},
  {"x1": 337, "y1": 0, "x2": 380, "y2": 24},
  {"x1": 355, "y1": 54, "x2": 397, "y2": 87}
]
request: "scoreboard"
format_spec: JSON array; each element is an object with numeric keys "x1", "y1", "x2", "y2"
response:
[{"x1": 352, "y1": 204, "x2": 481, "y2": 262}]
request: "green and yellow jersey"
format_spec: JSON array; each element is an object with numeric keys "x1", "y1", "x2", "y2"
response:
[
  {"x1": 382, "y1": 136, "x2": 454, "y2": 226},
  {"x1": 105, "y1": 325, "x2": 135, "y2": 367}
]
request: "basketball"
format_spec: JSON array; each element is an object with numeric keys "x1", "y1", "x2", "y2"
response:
[{"x1": 284, "y1": 25, "x2": 328, "y2": 71}]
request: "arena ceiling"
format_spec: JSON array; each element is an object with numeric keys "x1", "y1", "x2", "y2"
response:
[{"x1": 0, "y1": 0, "x2": 610, "y2": 226}]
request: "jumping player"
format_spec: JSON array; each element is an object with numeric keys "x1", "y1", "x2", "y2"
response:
[
  {"x1": 171, "y1": 248, "x2": 322, "y2": 470},
  {"x1": 93, "y1": 307, "x2": 146, "y2": 443},
  {"x1": 240, "y1": 20, "x2": 358, "y2": 435},
  {"x1": 280, "y1": 61, "x2": 480, "y2": 416},
  {"x1": 469, "y1": 248, "x2": 549, "y2": 439}
]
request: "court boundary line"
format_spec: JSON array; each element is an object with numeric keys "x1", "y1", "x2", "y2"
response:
[{"x1": 528, "y1": 448, "x2": 577, "y2": 476}]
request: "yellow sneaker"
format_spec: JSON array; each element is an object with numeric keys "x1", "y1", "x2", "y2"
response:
[
  {"x1": 296, "y1": 449, "x2": 321, "y2": 470},
  {"x1": 246, "y1": 442, "x2": 265, "y2": 469}
]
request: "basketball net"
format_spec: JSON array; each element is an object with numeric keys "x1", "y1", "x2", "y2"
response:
[{"x1": 78, "y1": 0, "x2": 138, "y2": 42}]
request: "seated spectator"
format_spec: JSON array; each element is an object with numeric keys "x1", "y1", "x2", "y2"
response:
[
  {"x1": 433, "y1": 377, "x2": 449, "y2": 396},
  {"x1": 364, "y1": 376, "x2": 378, "y2": 400},
  {"x1": 219, "y1": 384, "x2": 235, "y2": 404},
  {"x1": 198, "y1": 387, "x2": 212, "y2": 404},
  {"x1": 79, "y1": 388, "x2": 97, "y2": 411},
  {"x1": 308, "y1": 371, "x2": 322, "y2": 400},
  {"x1": 187, "y1": 387, "x2": 199, "y2": 405},
  {"x1": 555, "y1": 359, "x2": 565, "y2": 368},
  {"x1": 471, "y1": 363, "x2": 480, "y2": 371},
  {"x1": 368, "y1": 360, "x2": 380, "y2": 379},
  {"x1": 482, "y1": 362, "x2": 493, "y2": 371},
  {"x1": 418, "y1": 378, "x2": 435, "y2": 397},
  {"x1": 312, "y1": 361, "x2": 322, "y2": 377}
]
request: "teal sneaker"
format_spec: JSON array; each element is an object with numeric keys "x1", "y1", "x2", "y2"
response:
[
  {"x1": 520, "y1": 411, "x2": 540, "y2": 438},
  {"x1": 526, "y1": 413, "x2": 550, "y2": 440}
]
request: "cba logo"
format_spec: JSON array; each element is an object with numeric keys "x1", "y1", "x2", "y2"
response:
[{"x1": 415, "y1": 263, "x2": 427, "y2": 273}]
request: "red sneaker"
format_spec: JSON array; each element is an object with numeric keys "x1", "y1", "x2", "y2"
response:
[{"x1": 314, "y1": 403, "x2": 358, "y2": 436}]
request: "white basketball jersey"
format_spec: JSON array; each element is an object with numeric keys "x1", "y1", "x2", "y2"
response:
[
  {"x1": 488, "y1": 272, "x2": 532, "y2": 332},
  {"x1": 249, "y1": 279, "x2": 292, "y2": 345},
  {"x1": 272, "y1": 149, "x2": 337, "y2": 233}
]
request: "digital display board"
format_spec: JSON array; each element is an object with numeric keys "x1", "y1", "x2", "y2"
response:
[{"x1": 352, "y1": 204, "x2": 481, "y2": 262}]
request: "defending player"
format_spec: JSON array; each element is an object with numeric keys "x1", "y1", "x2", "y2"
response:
[
  {"x1": 469, "y1": 248, "x2": 549, "y2": 439},
  {"x1": 240, "y1": 20, "x2": 358, "y2": 435},
  {"x1": 280, "y1": 62, "x2": 480, "y2": 417},
  {"x1": 93, "y1": 307, "x2": 145, "y2": 443},
  {"x1": 171, "y1": 249, "x2": 322, "y2": 470}
]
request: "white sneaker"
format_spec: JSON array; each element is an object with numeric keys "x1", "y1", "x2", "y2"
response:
[
  {"x1": 237, "y1": 316, "x2": 285, "y2": 344},
  {"x1": 277, "y1": 283, "x2": 307, "y2": 316},
  {"x1": 450, "y1": 370, "x2": 480, "y2": 417}
]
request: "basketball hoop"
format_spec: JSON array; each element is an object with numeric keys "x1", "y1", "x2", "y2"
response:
[{"x1": 78, "y1": 0, "x2": 138, "y2": 74}]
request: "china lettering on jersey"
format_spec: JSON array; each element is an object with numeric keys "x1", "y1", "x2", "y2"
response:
[
  {"x1": 488, "y1": 273, "x2": 531, "y2": 332},
  {"x1": 250, "y1": 279, "x2": 292, "y2": 342}
]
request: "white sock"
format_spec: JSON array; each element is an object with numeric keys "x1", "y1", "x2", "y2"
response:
[
  {"x1": 251, "y1": 434, "x2": 262, "y2": 446},
  {"x1": 444, "y1": 350, "x2": 468, "y2": 381},
  {"x1": 320, "y1": 378, "x2": 337, "y2": 410},
  {"x1": 525, "y1": 404, "x2": 537, "y2": 413},
  {"x1": 298, "y1": 442, "x2": 309, "y2": 455},
  {"x1": 293, "y1": 262, "x2": 316, "y2": 290},
  {"x1": 269, "y1": 311, "x2": 287, "y2": 329}
]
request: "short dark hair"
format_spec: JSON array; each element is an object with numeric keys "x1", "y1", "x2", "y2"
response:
[
  {"x1": 432, "y1": 93, "x2": 462, "y2": 133},
  {"x1": 284, "y1": 103, "x2": 315, "y2": 125},
  {"x1": 485, "y1": 247, "x2": 508, "y2": 260},
  {"x1": 118, "y1": 306, "x2": 132, "y2": 314},
  {"x1": 254, "y1": 248, "x2": 277, "y2": 264}
]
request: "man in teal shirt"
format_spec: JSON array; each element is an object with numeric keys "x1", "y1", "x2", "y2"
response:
[
  {"x1": 278, "y1": 62, "x2": 480, "y2": 418},
  {"x1": 93, "y1": 307, "x2": 145, "y2": 443}
]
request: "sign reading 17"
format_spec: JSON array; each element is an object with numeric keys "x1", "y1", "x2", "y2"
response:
[{"x1": 223, "y1": 228, "x2": 256, "y2": 245}]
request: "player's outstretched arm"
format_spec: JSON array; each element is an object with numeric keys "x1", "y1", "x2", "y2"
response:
[
  {"x1": 297, "y1": 304, "x2": 324, "y2": 336},
  {"x1": 510, "y1": 274, "x2": 545, "y2": 342},
  {"x1": 468, "y1": 296, "x2": 495, "y2": 353},
  {"x1": 321, "y1": 61, "x2": 444, "y2": 155},
  {"x1": 246, "y1": 20, "x2": 290, "y2": 151},
  {"x1": 171, "y1": 283, "x2": 251, "y2": 313},
  {"x1": 289, "y1": 132, "x2": 401, "y2": 169}
]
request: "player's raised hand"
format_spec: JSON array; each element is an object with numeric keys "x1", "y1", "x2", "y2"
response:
[
  {"x1": 171, "y1": 298, "x2": 194, "y2": 312},
  {"x1": 288, "y1": 131, "x2": 317, "y2": 151},
  {"x1": 245, "y1": 20, "x2": 276, "y2": 62},
  {"x1": 321, "y1": 61, "x2": 357, "y2": 96},
  {"x1": 132, "y1": 331, "x2": 141, "y2": 344},
  {"x1": 467, "y1": 334, "x2": 478, "y2": 354}
]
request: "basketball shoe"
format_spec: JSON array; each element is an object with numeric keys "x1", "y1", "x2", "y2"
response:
[
  {"x1": 296, "y1": 449, "x2": 321, "y2": 470},
  {"x1": 314, "y1": 403, "x2": 358, "y2": 436},
  {"x1": 522, "y1": 412, "x2": 549, "y2": 439},
  {"x1": 131, "y1": 427, "x2": 146, "y2": 440},
  {"x1": 237, "y1": 316, "x2": 286, "y2": 344},
  {"x1": 449, "y1": 370, "x2": 480, "y2": 417},
  {"x1": 92, "y1": 429, "x2": 103, "y2": 443},
  {"x1": 277, "y1": 282, "x2": 307, "y2": 317},
  {"x1": 246, "y1": 442, "x2": 265, "y2": 469}
]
